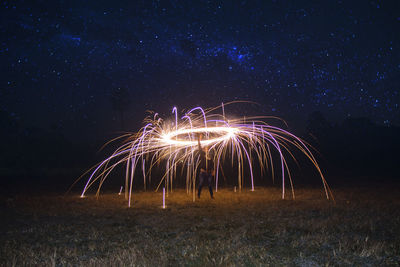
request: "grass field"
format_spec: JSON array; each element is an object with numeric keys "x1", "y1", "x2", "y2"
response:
[{"x1": 1, "y1": 184, "x2": 399, "y2": 266}]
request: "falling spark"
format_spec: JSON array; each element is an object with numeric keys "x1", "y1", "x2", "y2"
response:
[
  {"x1": 79, "y1": 102, "x2": 334, "y2": 206},
  {"x1": 162, "y1": 187, "x2": 166, "y2": 209}
]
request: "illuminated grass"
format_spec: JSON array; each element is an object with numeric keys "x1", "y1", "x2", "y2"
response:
[{"x1": 1, "y1": 185, "x2": 399, "y2": 266}]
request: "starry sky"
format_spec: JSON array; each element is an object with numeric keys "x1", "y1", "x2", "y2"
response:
[{"x1": 1, "y1": 0, "x2": 399, "y2": 141}]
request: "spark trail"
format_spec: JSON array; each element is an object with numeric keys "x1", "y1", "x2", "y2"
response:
[{"x1": 80, "y1": 102, "x2": 333, "y2": 206}]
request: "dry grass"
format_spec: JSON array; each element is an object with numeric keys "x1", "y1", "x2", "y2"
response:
[{"x1": 1, "y1": 184, "x2": 399, "y2": 266}]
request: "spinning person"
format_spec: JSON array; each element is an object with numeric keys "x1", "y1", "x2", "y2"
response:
[{"x1": 197, "y1": 134, "x2": 214, "y2": 199}]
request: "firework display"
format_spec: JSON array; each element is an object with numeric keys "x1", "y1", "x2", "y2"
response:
[{"x1": 81, "y1": 102, "x2": 333, "y2": 206}]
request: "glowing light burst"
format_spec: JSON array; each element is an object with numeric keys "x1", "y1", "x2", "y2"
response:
[{"x1": 80, "y1": 103, "x2": 334, "y2": 206}]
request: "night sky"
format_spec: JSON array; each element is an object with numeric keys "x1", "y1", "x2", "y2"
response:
[{"x1": 1, "y1": 0, "x2": 399, "y2": 141}]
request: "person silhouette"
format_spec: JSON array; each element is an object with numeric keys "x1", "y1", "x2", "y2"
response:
[{"x1": 197, "y1": 134, "x2": 214, "y2": 199}]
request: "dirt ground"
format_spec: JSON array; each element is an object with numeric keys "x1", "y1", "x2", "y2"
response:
[{"x1": 1, "y1": 184, "x2": 399, "y2": 266}]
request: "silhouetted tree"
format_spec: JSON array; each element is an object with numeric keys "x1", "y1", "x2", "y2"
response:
[
  {"x1": 306, "y1": 111, "x2": 330, "y2": 137},
  {"x1": 110, "y1": 87, "x2": 131, "y2": 130}
]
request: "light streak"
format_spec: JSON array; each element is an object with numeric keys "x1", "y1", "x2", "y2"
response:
[
  {"x1": 79, "y1": 102, "x2": 334, "y2": 206},
  {"x1": 162, "y1": 187, "x2": 166, "y2": 209}
]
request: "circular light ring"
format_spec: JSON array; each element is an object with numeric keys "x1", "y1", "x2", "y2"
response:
[{"x1": 162, "y1": 126, "x2": 237, "y2": 146}]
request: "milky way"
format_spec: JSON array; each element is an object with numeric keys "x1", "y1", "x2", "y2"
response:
[{"x1": 1, "y1": 0, "x2": 399, "y2": 140}]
